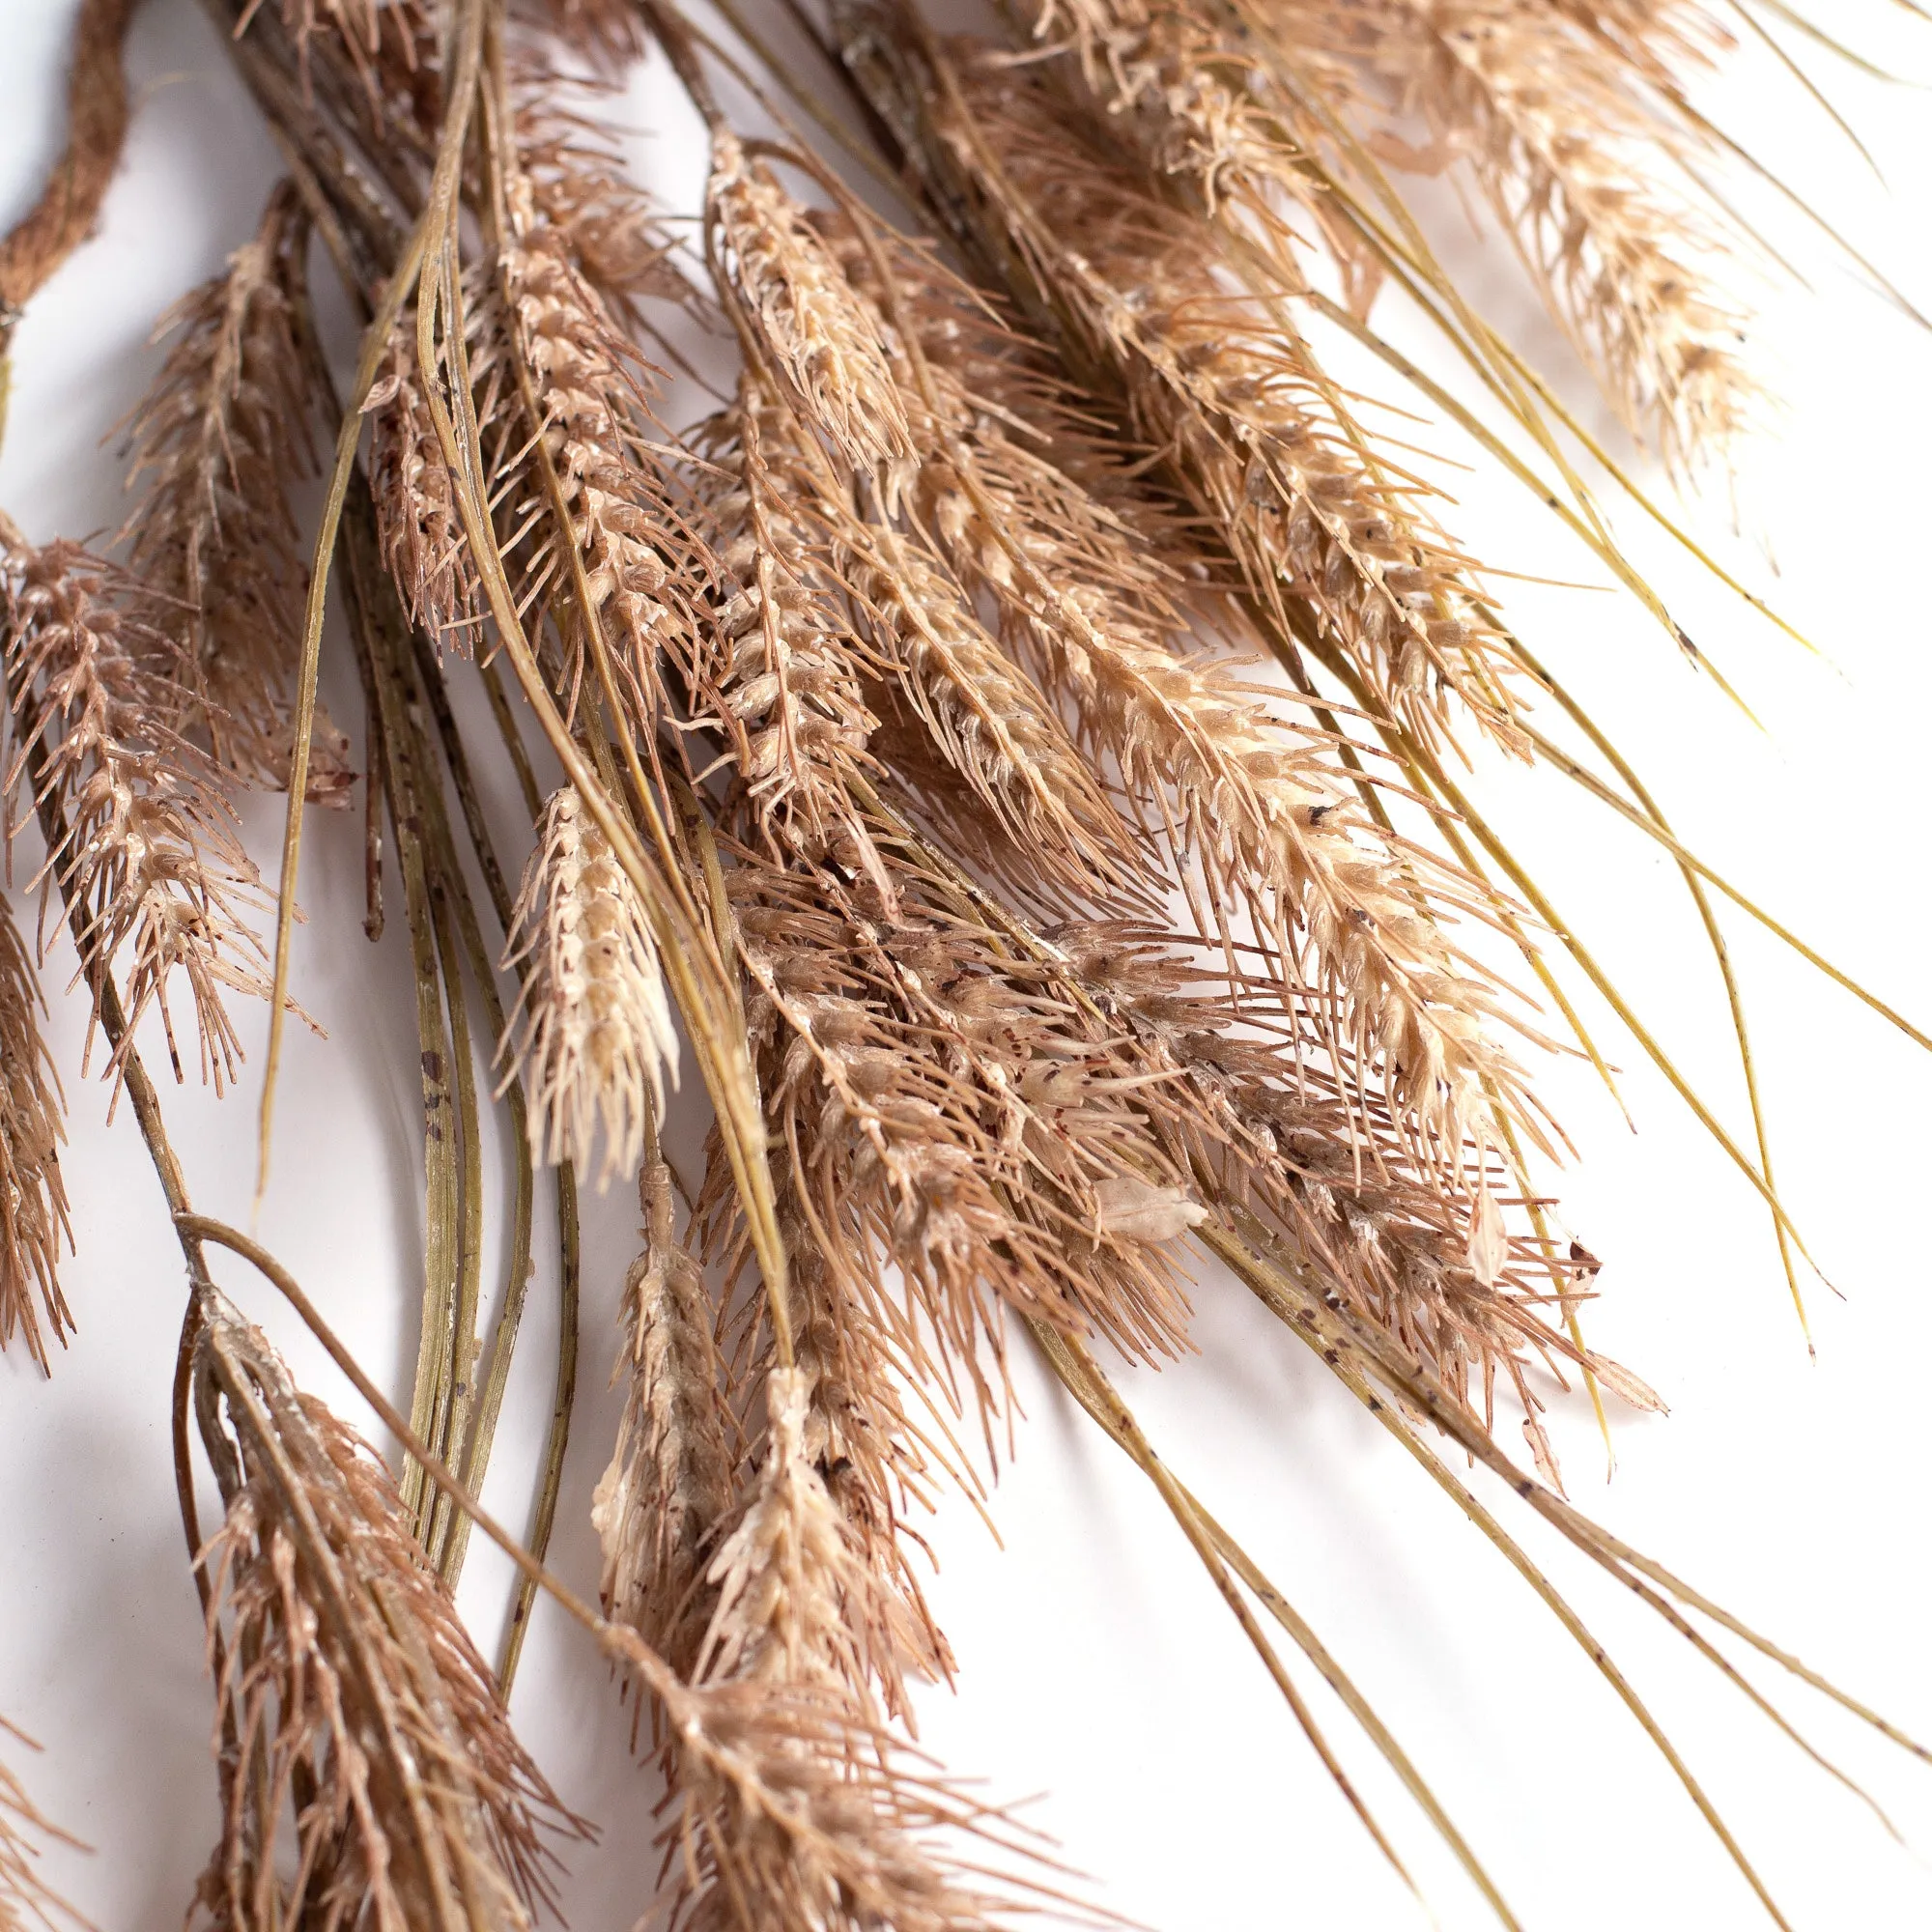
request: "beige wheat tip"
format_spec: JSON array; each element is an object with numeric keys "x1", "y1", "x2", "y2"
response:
[
  {"x1": 708, "y1": 132, "x2": 916, "y2": 474},
  {"x1": 500, "y1": 785, "x2": 679, "y2": 1185}
]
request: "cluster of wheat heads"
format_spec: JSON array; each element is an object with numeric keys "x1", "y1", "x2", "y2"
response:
[{"x1": 0, "y1": 0, "x2": 1928, "y2": 1925}]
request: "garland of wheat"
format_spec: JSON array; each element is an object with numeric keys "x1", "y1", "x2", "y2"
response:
[{"x1": 0, "y1": 0, "x2": 1927, "y2": 1925}]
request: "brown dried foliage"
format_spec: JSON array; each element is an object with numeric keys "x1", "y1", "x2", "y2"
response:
[{"x1": 189, "y1": 1292, "x2": 577, "y2": 1932}]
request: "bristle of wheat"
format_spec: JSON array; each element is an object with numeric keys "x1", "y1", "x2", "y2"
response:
[{"x1": 0, "y1": 1717, "x2": 82, "y2": 1932}]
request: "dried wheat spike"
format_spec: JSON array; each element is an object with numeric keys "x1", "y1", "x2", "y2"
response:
[
  {"x1": 847, "y1": 525, "x2": 1151, "y2": 908},
  {"x1": 731, "y1": 846, "x2": 1200, "y2": 1386},
  {"x1": 1058, "y1": 927, "x2": 1647, "y2": 1474},
  {"x1": 0, "y1": 1718, "x2": 83, "y2": 1932},
  {"x1": 1293, "y1": 0, "x2": 1749, "y2": 466},
  {"x1": 500, "y1": 784, "x2": 679, "y2": 1185},
  {"x1": 1015, "y1": 0, "x2": 1388, "y2": 305},
  {"x1": 873, "y1": 35, "x2": 1527, "y2": 755},
  {"x1": 513, "y1": 65, "x2": 705, "y2": 327},
  {"x1": 690, "y1": 381, "x2": 882, "y2": 856},
  {"x1": 708, "y1": 133, "x2": 917, "y2": 475},
  {"x1": 698, "y1": 1366, "x2": 875, "y2": 1694},
  {"x1": 592, "y1": 1155, "x2": 735, "y2": 1681},
  {"x1": 189, "y1": 1290, "x2": 577, "y2": 1931},
  {"x1": 119, "y1": 179, "x2": 352, "y2": 802},
  {"x1": 774, "y1": 1206, "x2": 953, "y2": 1716},
  {"x1": 0, "y1": 901, "x2": 71, "y2": 1372},
  {"x1": 697, "y1": 372, "x2": 1139, "y2": 913},
  {"x1": 1024, "y1": 0, "x2": 1324, "y2": 218},
  {"x1": 659, "y1": 1369, "x2": 1010, "y2": 1932},
  {"x1": 369, "y1": 324, "x2": 485, "y2": 650},
  {"x1": 0, "y1": 528, "x2": 273, "y2": 1096},
  {"x1": 825, "y1": 214, "x2": 1544, "y2": 1167},
  {"x1": 497, "y1": 225, "x2": 713, "y2": 728},
  {"x1": 659, "y1": 1674, "x2": 1019, "y2": 1932},
  {"x1": 0, "y1": 0, "x2": 135, "y2": 359}
]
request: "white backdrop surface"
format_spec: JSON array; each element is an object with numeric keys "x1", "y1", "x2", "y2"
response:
[{"x1": 4, "y1": 2, "x2": 1932, "y2": 1927}]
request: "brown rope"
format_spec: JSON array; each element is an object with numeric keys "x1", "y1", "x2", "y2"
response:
[{"x1": 0, "y1": 0, "x2": 141, "y2": 352}]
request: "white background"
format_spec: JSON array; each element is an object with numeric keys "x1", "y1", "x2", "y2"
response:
[{"x1": 4, "y1": 2, "x2": 1932, "y2": 1927}]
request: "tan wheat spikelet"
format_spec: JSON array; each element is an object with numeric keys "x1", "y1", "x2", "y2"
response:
[
  {"x1": 500, "y1": 784, "x2": 679, "y2": 1185},
  {"x1": 368, "y1": 325, "x2": 485, "y2": 650},
  {"x1": 0, "y1": 901, "x2": 71, "y2": 1372},
  {"x1": 188, "y1": 1290, "x2": 577, "y2": 1932},
  {"x1": 591, "y1": 1155, "x2": 735, "y2": 1680},
  {"x1": 658, "y1": 1367, "x2": 1009, "y2": 1932},
  {"x1": 707, "y1": 132, "x2": 917, "y2": 475},
  {"x1": 497, "y1": 226, "x2": 712, "y2": 730},
  {"x1": 1285, "y1": 0, "x2": 1750, "y2": 467},
  {"x1": 513, "y1": 66, "x2": 704, "y2": 327},
  {"x1": 690, "y1": 380, "x2": 883, "y2": 854},
  {"x1": 1054, "y1": 924, "x2": 1651, "y2": 1477},
  {"x1": 119, "y1": 179, "x2": 353, "y2": 802},
  {"x1": 0, "y1": 527, "x2": 273, "y2": 1096},
  {"x1": 698, "y1": 1366, "x2": 871, "y2": 1693}
]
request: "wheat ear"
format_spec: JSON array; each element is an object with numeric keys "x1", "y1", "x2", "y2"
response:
[{"x1": 500, "y1": 783, "x2": 679, "y2": 1185}]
